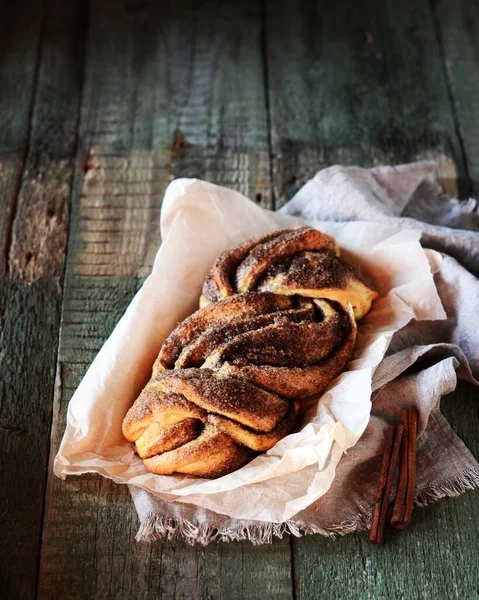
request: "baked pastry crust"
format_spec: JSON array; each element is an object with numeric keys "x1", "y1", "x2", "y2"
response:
[
  {"x1": 123, "y1": 227, "x2": 377, "y2": 478},
  {"x1": 201, "y1": 226, "x2": 376, "y2": 319}
]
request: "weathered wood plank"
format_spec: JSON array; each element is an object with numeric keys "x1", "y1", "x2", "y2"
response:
[
  {"x1": 0, "y1": 2, "x2": 88, "y2": 598},
  {"x1": 0, "y1": 1, "x2": 50, "y2": 597},
  {"x1": 292, "y1": 383, "x2": 479, "y2": 600},
  {"x1": 265, "y1": 0, "x2": 467, "y2": 206},
  {"x1": 38, "y1": 1, "x2": 292, "y2": 598},
  {"x1": 265, "y1": 0, "x2": 479, "y2": 597},
  {"x1": 0, "y1": 4, "x2": 42, "y2": 153},
  {"x1": 0, "y1": 1, "x2": 42, "y2": 279},
  {"x1": 433, "y1": 0, "x2": 479, "y2": 195},
  {"x1": 79, "y1": 0, "x2": 271, "y2": 205}
]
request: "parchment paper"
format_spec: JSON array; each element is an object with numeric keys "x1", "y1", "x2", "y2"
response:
[{"x1": 54, "y1": 178, "x2": 445, "y2": 523}]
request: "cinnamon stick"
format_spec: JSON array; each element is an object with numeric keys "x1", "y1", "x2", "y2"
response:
[
  {"x1": 391, "y1": 406, "x2": 418, "y2": 529},
  {"x1": 376, "y1": 423, "x2": 404, "y2": 544},
  {"x1": 391, "y1": 408, "x2": 409, "y2": 528},
  {"x1": 370, "y1": 423, "x2": 404, "y2": 544},
  {"x1": 369, "y1": 425, "x2": 394, "y2": 544},
  {"x1": 404, "y1": 406, "x2": 418, "y2": 525}
]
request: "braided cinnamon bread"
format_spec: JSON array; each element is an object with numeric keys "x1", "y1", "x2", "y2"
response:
[{"x1": 123, "y1": 227, "x2": 378, "y2": 478}]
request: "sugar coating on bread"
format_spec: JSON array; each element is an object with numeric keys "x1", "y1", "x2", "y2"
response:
[{"x1": 123, "y1": 227, "x2": 377, "y2": 478}]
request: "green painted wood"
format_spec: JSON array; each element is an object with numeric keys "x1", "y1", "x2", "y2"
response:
[
  {"x1": 2, "y1": 0, "x2": 475, "y2": 597},
  {"x1": 198, "y1": 536, "x2": 293, "y2": 600},
  {"x1": 265, "y1": 0, "x2": 468, "y2": 206},
  {"x1": 265, "y1": 1, "x2": 479, "y2": 598},
  {"x1": 0, "y1": 2, "x2": 88, "y2": 598},
  {"x1": 78, "y1": 0, "x2": 272, "y2": 204},
  {"x1": 291, "y1": 383, "x2": 479, "y2": 600},
  {"x1": 0, "y1": 1, "x2": 42, "y2": 279},
  {"x1": 0, "y1": 282, "x2": 64, "y2": 599},
  {"x1": 433, "y1": 0, "x2": 479, "y2": 195},
  {"x1": 0, "y1": 15, "x2": 43, "y2": 595},
  {"x1": 0, "y1": 3, "x2": 42, "y2": 154},
  {"x1": 38, "y1": 1, "x2": 292, "y2": 598}
]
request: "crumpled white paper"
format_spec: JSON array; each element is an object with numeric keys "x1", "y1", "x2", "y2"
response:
[{"x1": 54, "y1": 178, "x2": 446, "y2": 522}]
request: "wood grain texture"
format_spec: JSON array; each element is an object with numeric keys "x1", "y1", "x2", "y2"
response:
[
  {"x1": 0, "y1": 0, "x2": 42, "y2": 279},
  {"x1": 0, "y1": 1, "x2": 48, "y2": 597},
  {"x1": 264, "y1": 0, "x2": 479, "y2": 597},
  {"x1": 265, "y1": 0, "x2": 467, "y2": 206},
  {"x1": 38, "y1": 1, "x2": 292, "y2": 598},
  {"x1": 2, "y1": 0, "x2": 476, "y2": 597},
  {"x1": 0, "y1": 3, "x2": 42, "y2": 153},
  {"x1": 433, "y1": 0, "x2": 479, "y2": 195},
  {"x1": 0, "y1": 282, "x2": 63, "y2": 599},
  {"x1": 292, "y1": 383, "x2": 479, "y2": 600},
  {"x1": 79, "y1": 0, "x2": 271, "y2": 205},
  {"x1": 0, "y1": 2, "x2": 87, "y2": 598}
]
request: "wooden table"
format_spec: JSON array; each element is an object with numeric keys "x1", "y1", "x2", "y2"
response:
[{"x1": 1, "y1": 0, "x2": 478, "y2": 598}]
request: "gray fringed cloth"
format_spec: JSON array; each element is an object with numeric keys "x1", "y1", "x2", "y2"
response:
[{"x1": 130, "y1": 161, "x2": 479, "y2": 544}]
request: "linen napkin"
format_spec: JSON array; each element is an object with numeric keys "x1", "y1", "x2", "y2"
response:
[{"x1": 131, "y1": 161, "x2": 479, "y2": 543}]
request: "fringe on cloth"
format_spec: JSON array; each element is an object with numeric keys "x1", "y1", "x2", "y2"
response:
[
  {"x1": 414, "y1": 466, "x2": 479, "y2": 507},
  {"x1": 135, "y1": 468, "x2": 479, "y2": 545},
  {"x1": 135, "y1": 510, "x2": 373, "y2": 545}
]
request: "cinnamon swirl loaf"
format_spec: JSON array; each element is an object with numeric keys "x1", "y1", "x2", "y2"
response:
[{"x1": 123, "y1": 227, "x2": 378, "y2": 478}]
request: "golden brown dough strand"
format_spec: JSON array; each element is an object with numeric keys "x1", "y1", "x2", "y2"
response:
[
  {"x1": 153, "y1": 369, "x2": 289, "y2": 432},
  {"x1": 157, "y1": 292, "x2": 294, "y2": 370},
  {"x1": 257, "y1": 251, "x2": 377, "y2": 320},
  {"x1": 143, "y1": 424, "x2": 253, "y2": 477},
  {"x1": 201, "y1": 227, "x2": 376, "y2": 320},
  {"x1": 123, "y1": 227, "x2": 377, "y2": 478},
  {"x1": 208, "y1": 400, "x2": 301, "y2": 452}
]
